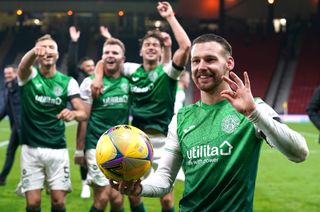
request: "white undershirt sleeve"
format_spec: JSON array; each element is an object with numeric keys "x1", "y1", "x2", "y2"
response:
[
  {"x1": 141, "y1": 115, "x2": 183, "y2": 197},
  {"x1": 248, "y1": 102, "x2": 309, "y2": 163},
  {"x1": 79, "y1": 77, "x2": 93, "y2": 104}
]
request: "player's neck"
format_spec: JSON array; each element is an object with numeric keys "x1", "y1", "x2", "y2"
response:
[
  {"x1": 143, "y1": 60, "x2": 159, "y2": 71},
  {"x1": 39, "y1": 65, "x2": 56, "y2": 78}
]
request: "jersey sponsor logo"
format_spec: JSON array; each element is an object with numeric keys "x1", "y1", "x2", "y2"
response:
[
  {"x1": 221, "y1": 114, "x2": 240, "y2": 134},
  {"x1": 186, "y1": 141, "x2": 233, "y2": 165},
  {"x1": 102, "y1": 95, "x2": 129, "y2": 106},
  {"x1": 35, "y1": 95, "x2": 62, "y2": 105},
  {"x1": 130, "y1": 83, "x2": 154, "y2": 93},
  {"x1": 183, "y1": 125, "x2": 196, "y2": 134}
]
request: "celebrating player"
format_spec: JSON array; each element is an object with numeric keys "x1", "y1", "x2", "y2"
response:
[
  {"x1": 75, "y1": 37, "x2": 129, "y2": 212},
  {"x1": 110, "y1": 33, "x2": 309, "y2": 211},
  {"x1": 17, "y1": 34, "x2": 87, "y2": 212}
]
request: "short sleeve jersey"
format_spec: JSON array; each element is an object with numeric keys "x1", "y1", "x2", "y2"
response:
[
  {"x1": 80, "y1": 75, "x2": 130, "y2": 150},
  {"x1": 176, "y1": 99, "x2": 264, "y2": 211},
  {"x1": 19, "y1": 67, "x2": 80, "y2": 149},
  {"x1": 124, "y1": 62, "x2": 180, "y2": 135}
]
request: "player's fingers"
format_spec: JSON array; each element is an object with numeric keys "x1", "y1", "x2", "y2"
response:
[
  {"x1": 243, "y1": 71, "x2": 251, "y2": 89},
  {"x1": 229, "y1": 71, "x2": 244, "y2": 88}
]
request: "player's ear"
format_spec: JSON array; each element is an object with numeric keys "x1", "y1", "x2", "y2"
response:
[{"x1": 226, "y1": 56, "x2": 234, "y2": 71}]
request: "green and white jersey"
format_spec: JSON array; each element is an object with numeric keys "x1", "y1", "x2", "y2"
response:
[
  {"x1": 176, "y1": 99, "x2": 264, "y2": 211},
  {"x1": 123, "y1": 62, "x2": 182, "y2": 135},
  {"x1": 80, "y1": 75, "x2": 130, "y2": 150},
  {"x1": 18, "y1": 67, "x2": 80, "y2": 149}
]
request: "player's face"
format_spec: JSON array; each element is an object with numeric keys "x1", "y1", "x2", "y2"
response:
[
  {"x1": 140, "y1": 37, "x2": 162, "y2": 63},
  {"x1": 80, "y1": 59, "x2": 95, "y2": 76},
  {"x1": 191, "y1": 41, "x2": 234, "y2": 93},
  {"x1": 102, "y1": 44, "x2": 124, "y2": 74},
  {"x1": 4, "y1": 67, "x2": 16, "y2": 82},
  {"x1": 36, "y1": 39, "x2": 59, "y2": 68}
]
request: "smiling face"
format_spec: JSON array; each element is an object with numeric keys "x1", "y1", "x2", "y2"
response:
[
  {"x1": 102, "y1": 44, "x2": 125, "y2": 76},
  {"x1": 191, "y1": 41, "x2": 234, "y2": 93},
  {"x1": 140, "y1": 36, "x2": 163, "y2": 63}
]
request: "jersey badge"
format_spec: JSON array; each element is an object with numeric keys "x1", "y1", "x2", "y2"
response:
[{"x1": 221, "y1": 114, "x2": 240, "y2": 134}]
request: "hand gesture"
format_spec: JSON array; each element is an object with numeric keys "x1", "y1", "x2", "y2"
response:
[
  {"x1": 221, "y1": 71, "x2": 256, "y2": 116},
  {"x1": 69, "y1": 26, "x2": 80, "y2": 42},
  {"x1": 33, "y1": 46, "x2": 47, "y2": 58},
  {"x1": 100, "y1": 26, "x2": 112, "y2": 39},
  {"x1": 57, "y1": 108, "x2": 75, "y2": 122},
  {"x1": 110, "y1": 179, "x2": 142, "y2": 196},
  {"x1": 157, "y1": 1, "x2": 174, "y2": 19}
]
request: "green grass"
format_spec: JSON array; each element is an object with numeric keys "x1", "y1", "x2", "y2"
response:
[{"x1": 0, "y1": 120, "x2": 319, "y2": 211}]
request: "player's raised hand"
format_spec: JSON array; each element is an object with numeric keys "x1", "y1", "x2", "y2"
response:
[
  {"x1": 221, "y1": 71, "x2": 256, "y2": 116},
  {"x1": 110, "y1": 179, "x2": 142, "y2": 196},
  {"x1": 100, "y1": 26, "x2": 112, "y2": 39},
  {"x1": 69, "y1": 26, "x2": 80, "y2": 42},
  {"x1": 57, "y1": 108, "x2": 75, "y2": 122},
  {"x1": 161, "y1": 32, "x2": 172, "y2": 48},
  {"x1": 33, "y1": 46, "x2": 47, "y2": 58},
  {"x1": 157, "y1": 1, "x2": 174, "y2": 19}
]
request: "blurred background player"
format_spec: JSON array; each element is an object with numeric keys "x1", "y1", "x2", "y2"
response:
[
  {"x1": 17, "y1": 34, "x2": 87, "y2": 212},
  {"x1": 173, "y1": 70, "x2": 190, "y2": 182},
  {"x1": 307, "y1": 86, "x2": 320, "y2": 143},
  {"x1": 0, "y1": 65, "x2": 20, "y2": 186},
  {"x1": 75, "y1": 37, "x2": 129, "y2": 212},
  {"x1": 174, "y1": 70, "x2": 191, "y2": 114},
  {"x1": 92, "y1": 2, "x2": 191, "y2": 211}
]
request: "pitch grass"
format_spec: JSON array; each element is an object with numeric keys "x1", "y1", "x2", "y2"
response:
[{"x1": 0, "y1": 120, "x2": 319, "y2": 211}]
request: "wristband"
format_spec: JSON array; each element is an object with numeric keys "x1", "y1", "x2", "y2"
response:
[{"x1": 74, "y1": 149, "x2": 84, "y2": 157}]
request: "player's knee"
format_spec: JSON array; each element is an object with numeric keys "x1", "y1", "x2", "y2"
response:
[
  {"x1": 51, "y1": 199, "x2": 65, "y2": 211},
  {"x1": 26, "y1": 198, "x2": 41, "y2": 210}
]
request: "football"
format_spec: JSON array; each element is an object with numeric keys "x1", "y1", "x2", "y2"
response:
[{"x1": 96, "y1": 125, "x2": 153, "y2": 181}]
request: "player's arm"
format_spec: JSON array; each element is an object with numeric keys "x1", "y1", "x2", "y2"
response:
[
  {"x1": 161, "y1": 32, "x2": 172, "y2": 64},
  {"x1": 57, "y1": 78, "x2": 88, "y2": 122},
  {"x1": 157, "y1": 2, "x2": 191, "y2": 69},
  {"x1": 222, "y1": 72, "x2": 309, "y2": 163},
  {"x1": 306, "y1": 86, "x2": 320, "y2": 130},
  {"x1": 91, "y1": 60, "x2": 104, "y2": 98},
  {"x1": 67, "y1": 26, "x2": 80, "y2": 79},
  {"x1": 75, "y1": 103, "x2": 91, "y2": 166},
  {"x1": 111, "y1": 115, "x2": 182, "y2": 197},
  {"x1": 18, "y1": 46, "x2": 45, "y2": 81}
]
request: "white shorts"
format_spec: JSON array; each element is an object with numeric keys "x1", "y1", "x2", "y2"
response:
[
  {"x1": 147, "y1": 133, "x2": 166, "y2": 171},
  {"x1": 86, "y1": 149, "x2": 109, "y2": 187},
  {"x1": 20, "y1": 145, "x2": 71, "y2": 193}
]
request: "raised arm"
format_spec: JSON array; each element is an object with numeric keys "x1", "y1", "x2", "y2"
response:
[
  {"x1": 67, "y1": 26, "x2": 80, "y2": 80},
  {"x1": 157, "y1": 1, "x2": 191, "y2": 68},
  {"x1": 18, "y1": 46, "x2": 45, "y2": 81},
  {"x1": 221, "y1": 71, "x2": 309, "y2": 163}
]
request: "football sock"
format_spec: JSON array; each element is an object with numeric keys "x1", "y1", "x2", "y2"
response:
[
  {"x1": 26, "y1": 208, "x2": 41, "y2": 212},
  {"x1": 130, "y1": 202, "x2": 146, "y2": 212},
  {"x1": 51, "y1": 207, "x2": 66, "y2": 212},
  {"x1": 162, "y1": 208, "x2": 175, "y2": 212},
  {"x1": 110, "y1": 208, "x2": 124, "y2": 212},
  {"x1": 90, "y1": 206, "x2": 104, "y2": 212}
]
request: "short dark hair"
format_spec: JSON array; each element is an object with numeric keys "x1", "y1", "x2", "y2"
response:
[
  {"x1": 192, "y1": 34, "x2": 232, "y2": 55},
  {"x1": 139, "y1": 30, "x2": 164, "y2": 48},
  {"x1": 78, "y1": 56, "x2": 93, "y2": 66}
]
